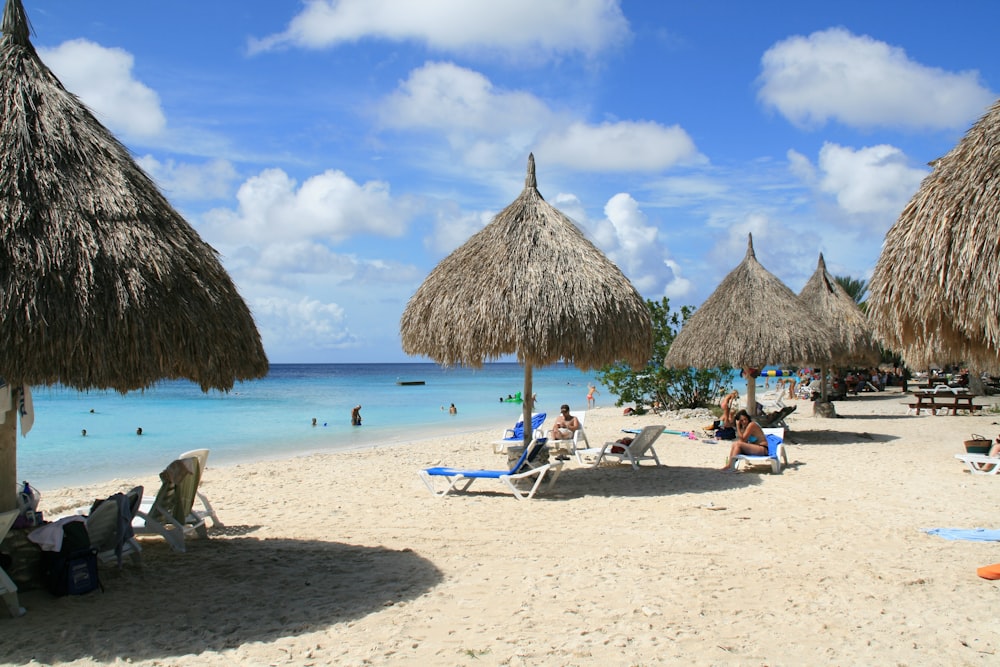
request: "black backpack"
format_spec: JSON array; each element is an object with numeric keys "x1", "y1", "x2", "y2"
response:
[{"x1": 41, "y1": 521, "x2": 102, "y2": 596}]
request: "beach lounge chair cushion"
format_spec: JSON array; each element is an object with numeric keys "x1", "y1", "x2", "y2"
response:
[
  {"x1": 494, "y1": 412, "x2": 547, "y2": 453},
  {"x1": 420, "y1": 440, "x2": 563, "y2": 500}
]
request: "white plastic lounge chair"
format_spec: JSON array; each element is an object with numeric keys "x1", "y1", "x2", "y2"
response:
[
  {"x1": 420, "y1": 439, "x2": 563, "y2": 500},
  {"x1": 0, "y1": 510, "x2": 26, "y2": 617},
  {"x1": 133, "y1": 452, "x2": 221, "y2": 552},
  {"x1": 577, "y1": 424, "x2": 665, "y2": 470},
  {"x1": 176, "y1": 449, "x2": 223, "y2": 529},
  {"x1": 493, "y1": 412, "x2": 547, "y2": 453},
  {"x1": 954, "y1": 453, "x2": 1000, "y2": 475},
  {"x1": 86, "y1": 486, "x2": 144, "y2": 568},
  {"x1": 731, "y1": 427, "x2": 788, "y2": 474}
]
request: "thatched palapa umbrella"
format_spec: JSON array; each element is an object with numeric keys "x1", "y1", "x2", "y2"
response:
[
  {"x1": 869, "y1": 97, "x2": 1000, "y2": 373},
  {"x1": 664, "y1": 235, "x2": 838, "y2": 415},
  {"x1": 798, "y1": 253, "x2": 879, "y2": 413},
  {"x1": 0, "y1": 0, "x2": 268, "y2": 510},
  {"x1": 400, "y1": 154, "x2": 652, "y2": 444}
]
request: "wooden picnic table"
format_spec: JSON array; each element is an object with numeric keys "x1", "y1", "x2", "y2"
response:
[{"x1": 907, "y1": 390, "x2": 982, "y2": 416}]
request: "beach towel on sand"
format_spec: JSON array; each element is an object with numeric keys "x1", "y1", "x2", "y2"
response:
[{"x1": 924, "y1": 528, "x2": 1000, "y2": 542}]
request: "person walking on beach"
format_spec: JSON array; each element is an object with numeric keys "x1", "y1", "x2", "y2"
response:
[
  {"x1": 351, "y1": 405, "x2": 362, "y2": 426},
  {"x1": 586, "y1": 383, "x2": 600, "y2": 408}
]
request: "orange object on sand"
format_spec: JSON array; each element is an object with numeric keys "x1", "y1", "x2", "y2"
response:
[{"x1": 976, "y1": 563, "x2": 1000, "y2": 580}]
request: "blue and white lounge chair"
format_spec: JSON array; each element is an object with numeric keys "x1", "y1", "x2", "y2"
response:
[
  {"x1": 420, "y1": 439, "x2": 563, "y2": 500},
  {"x1": 731, "y1": 427, "x2": 788, "y2": 474},
  {"x1": 493, "y1": 412, "x2": 547, "y2": 453}
]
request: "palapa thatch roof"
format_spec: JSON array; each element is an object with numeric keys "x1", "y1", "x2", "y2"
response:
[
  {"x1": 0, "y1": 0, "x2": 267, "y2": 509},
  {"x1": 0, "y1": 0, "x2": 267, "y2": 392},
  {"x1": 868, "y1": 97, "x2": 1000, "y2": 371},
  {"x1": 400, "y1": 154, "x2": 652, "y2": 371},
  {"x1": 665, "y1": 235, "x2": 838, "y2": 411},
  {"x1": 401, "y1": 154, "x2": 652, "y2": 441},
  {"x1": 798, "y1": 253, "x2": 879, "y2": 368}
]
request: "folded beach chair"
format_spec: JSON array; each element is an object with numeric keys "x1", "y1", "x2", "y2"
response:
[
  {"x1": 576, "y1": 424, "x2": 665, "y2": 470},
  {"x1": 953, "y1": 453, "x2": 1000, "y2": 475},
  {"x1": 731, "y1": 427, "x2": 788, "y2": 474},
  {"x1": 493, "y1": 412, "x2": 547, "y2": 453},
  {"x1": 0, "y1": 510, "x2": 26, "y2": 617},
  {"x1": 420, "y1": 439, "x2": 563, "y2": 500},
  {"x1": 86, "y1": 486, "x2": 144, "y2": 568},
  {"x1": 133, "y1": 451, "x2": 222, "y2": 552}
]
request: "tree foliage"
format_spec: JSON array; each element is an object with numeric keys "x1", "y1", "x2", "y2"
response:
[
  {"x1": 596, "y1": 297, "x2": 733, "y2": 412},
  {"x1": 834, "y1": 275, "x2": 868, "y2": 310}
]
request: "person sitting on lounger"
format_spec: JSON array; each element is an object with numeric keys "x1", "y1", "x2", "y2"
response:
[
  {"x1": 722, "y1": 409, "x2": 768, "y2": 471},
  {"x1": 549, "y1": 404, "x2": 580, "y2": 441}
]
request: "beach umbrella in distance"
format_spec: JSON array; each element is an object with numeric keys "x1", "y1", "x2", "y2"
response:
[
  {"x1": 400, "y1": 154, "x2": 652, "y2": 446},
  {"x1": 798, "y1": 253, "x2": 880, "y2": 413},
  {"x1": 664, "y1": 234, "x2": 838, "y2": 416},
  {"x1": 0, "y1": 0, "x2": 268, "y2": 510},
  {"x1": 869, "y1": 97, "x2": 1000, "y2": 373}
]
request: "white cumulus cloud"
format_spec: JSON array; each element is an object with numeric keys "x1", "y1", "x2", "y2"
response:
[
  {"x1": 137, "y1": 156, "x2": 238, "y2": 201},
  {"x1": 537, "y1": 121, "x2": 701, "y2": 171},
  {"x1": 250, "y1": 0, "x2": 629, "y2": 60},
  {"x1": 202, "y1": 168, "x2": 411, "y2": 246},
  {"x1": 39, "y1": 39, "x2": 166, "y2": 140},
  {"x1": 573, "y1": 192, "x2": 687, "y2": 298},
  {"x1": 251, "y1": 296, "x2": 356, "y2": 352},
  {"x1": 816, "y1": 143, "x2": 927, "y2": 215},
  {"x1": 758, "y1": 27, "x2": 995, "y2": 130},
  {"x1": 380, "y1": 62, "x2": 699, "y2": 174}
]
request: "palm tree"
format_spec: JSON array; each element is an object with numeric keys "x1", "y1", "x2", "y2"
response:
[{"x1": 834, "y1": 275, "x2": 868, "y2": 309}]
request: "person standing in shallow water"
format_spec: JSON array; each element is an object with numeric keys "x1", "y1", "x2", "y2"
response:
[{"x1": 351, "y1": 405, "x2": 362, "y2": 426}]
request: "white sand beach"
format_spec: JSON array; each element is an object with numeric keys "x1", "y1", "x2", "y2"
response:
[{"x1": 4, "y1": 389, "x2": 1000, "y2": 665}]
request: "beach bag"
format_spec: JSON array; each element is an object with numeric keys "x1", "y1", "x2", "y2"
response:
[
  {"x1": 964, "y1": 434, "x2": 992, "y2": 455},
  {"x1": 41, "y1": 521, "x2": 101, "y2": 597},
  {"x1": 715, "y1": 427, "x2": 736, "y2": 440}
]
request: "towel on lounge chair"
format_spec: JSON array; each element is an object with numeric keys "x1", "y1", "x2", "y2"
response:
[{"x1": 924, "y1": 528, "x2": 1000, "y2": 542}]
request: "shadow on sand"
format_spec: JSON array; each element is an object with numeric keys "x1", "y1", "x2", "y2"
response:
[{"x1": 5, "y1": 532, "x2": 443, "y2": 664}]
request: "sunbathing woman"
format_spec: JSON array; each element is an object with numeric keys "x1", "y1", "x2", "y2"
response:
[{"x1": 721, "y1": 409, "x2": 768, "y2": 471}]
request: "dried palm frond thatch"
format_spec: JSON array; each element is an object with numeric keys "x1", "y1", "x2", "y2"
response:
[
  {"x1": 868, "y1": 97, "x2": 1000, "y2": 372},
  {"x1": 0, "y1": 0, "x2": 267, "y2": 509},
  {"x1": 798, "y1": 253, "x2": 879, "y2": 403},
  {"x1": 665, "y1": 235, "x2": 838, "y2": 411},
  {"x1": 401, "y1": 154, "x2": 652, "y2": 441}
]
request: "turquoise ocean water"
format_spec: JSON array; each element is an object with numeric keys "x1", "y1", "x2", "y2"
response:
[{"x1": 16, "y1": 363, "x2": 618, "y2": 490}]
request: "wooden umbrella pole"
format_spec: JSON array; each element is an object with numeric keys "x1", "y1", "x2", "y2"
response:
[
  {"x1": 522, "y1": 364, "x2": 533, "y2": 448},
  {"x1": 0, "y1": 406, "x2": 16, "y2": 512},
  {"x1": 744, "y1": 367, "x2": 757, "y2": 420}
]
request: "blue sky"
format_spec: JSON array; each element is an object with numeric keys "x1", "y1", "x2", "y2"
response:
[{"x1": 26, "y1": 1, "x2": 1000, "y2": 363}]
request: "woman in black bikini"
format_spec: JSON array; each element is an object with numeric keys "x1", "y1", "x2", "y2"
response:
[{"x1": 722, "y1": 409, "x2": 768, "y2": 471}]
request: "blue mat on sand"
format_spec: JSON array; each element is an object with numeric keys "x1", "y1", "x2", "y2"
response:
[{"x1": 924, "y1": 528, "x2": 1000, "y2": 542}]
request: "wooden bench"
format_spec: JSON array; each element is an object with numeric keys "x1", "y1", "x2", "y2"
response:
[{"x1": 907, "y1": 392, "x2": 983, "y2": 416}]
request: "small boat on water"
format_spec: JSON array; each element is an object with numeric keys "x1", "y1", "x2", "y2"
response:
[{"x1": 396, "y1": 380, "x2": 425, "y2": 386}]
